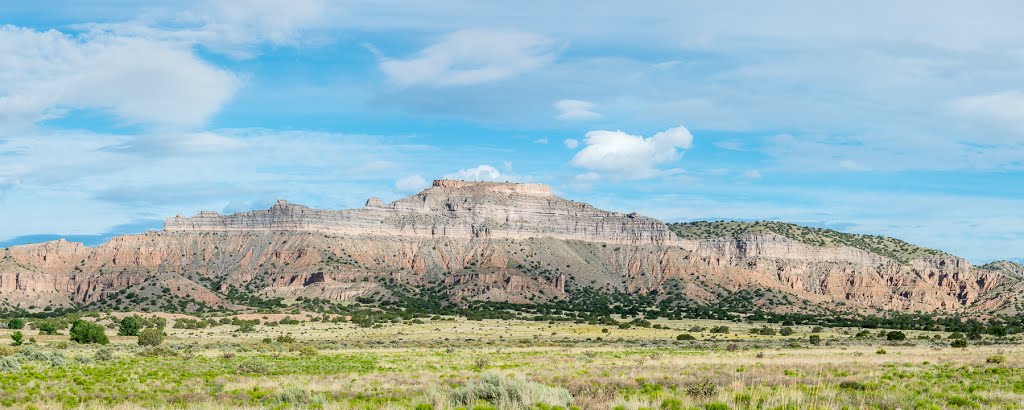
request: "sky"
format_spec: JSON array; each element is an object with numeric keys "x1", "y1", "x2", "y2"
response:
[{"x1": 0, "y1": 1, "x2": 1022, "y2": 263}]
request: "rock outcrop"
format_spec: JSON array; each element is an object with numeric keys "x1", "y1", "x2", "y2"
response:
[
  {"x1": 164, "y1": 180, "x2": 674, "y2": 246},
  {"x1": 2, "y1": 179, "x2": 1022, "y2": 315}
]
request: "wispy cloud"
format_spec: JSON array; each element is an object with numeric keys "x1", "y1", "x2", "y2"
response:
[{"x1": 379, "y1": 29, "x2": 561, "y2": 87}]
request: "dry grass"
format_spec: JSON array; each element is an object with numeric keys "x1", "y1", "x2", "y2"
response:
[{"x1": 1, "y1": 316, "x2": 1022, "y2": 409}]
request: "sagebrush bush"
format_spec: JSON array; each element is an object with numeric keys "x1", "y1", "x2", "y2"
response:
[
  {"x1": 95, "y1": 348, "x2": 114, "y2": 362},
  {"x1": 986, "y1": 355, "x2": 1006, "y2": 364},
  {"x1": 237, "y1": 357, "x2": 270, "y2": 374},
  {"x1": 427, "y1": 372, "x2": 573, "y2": 409},
  {"x1": 0, "y1": 356, "x2": 19, "y2": 372}
]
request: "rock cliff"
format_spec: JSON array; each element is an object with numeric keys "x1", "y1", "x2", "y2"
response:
[
  {"x1": 2, "y1": 180, "x2": 1021, "y2": 315},
  {"x1": 164, "y1": 180, "x2": 673, "y2": 246}
]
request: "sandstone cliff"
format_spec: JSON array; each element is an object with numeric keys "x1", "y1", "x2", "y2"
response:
[
  {"x1": 2, "y1": 180, "x2": 1021, "y2": 315},
  {"x1": 164, "y1": 180, "x2": 674, "y2": 246}
]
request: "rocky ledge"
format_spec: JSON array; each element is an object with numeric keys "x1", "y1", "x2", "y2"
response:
[{"x1": 164, "y1": 180, "x2": 674, "y2": 245}]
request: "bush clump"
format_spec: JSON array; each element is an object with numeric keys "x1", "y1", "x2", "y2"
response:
[
  {"x1": 951, "y1": 339, "x2": 968, "y2": 348},
  {"x1": 427, "y1": 372, "x2": 573, "y2": 409},
  {"x1": 118, "y1": 315, "x2": 143, "y2": 336},
  {"x1": 69, "y1": 320, "x2": 109, "y2": 345},
  {"x1": 676, "y1": 333, "x2": 696, "y2": 341},
  {"x1": 138, "y1": 328, "x2": 165, "y2": 346},
  {"x1": 0, "y1": 356, "x2": 20, "y2": 372},
  {"x1": 986, "y1": 355, "x2": 1006, "y2": 364},
  {"x1": 237, "y1": 357, "x2": 270, "y2": 374},
  {"x1": 686, "y1": 378, "x2": 718, "y2": 398},
  {"x1": 7, "y1": 318, "x2": 25, "y2": 330}
]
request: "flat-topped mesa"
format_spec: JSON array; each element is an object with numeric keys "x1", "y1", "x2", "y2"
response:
[
  {"x1": 163, "y1": 180, "x2": 674, "y2": 245},
  {"x1": 431, "y1": 179, "x2": 552, "y2": 195}
]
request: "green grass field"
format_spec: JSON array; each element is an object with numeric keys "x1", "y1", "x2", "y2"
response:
[{"x1": 1, "y1": 316, "x2": 1022, "y2": 409}]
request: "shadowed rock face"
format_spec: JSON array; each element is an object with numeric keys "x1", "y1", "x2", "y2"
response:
[
  {"x1": 3, "y1": 180, "x2": 1023, "y2": 314},
  {"x1": 164, "y1": 180, "x2": 675, "y2": 246}
]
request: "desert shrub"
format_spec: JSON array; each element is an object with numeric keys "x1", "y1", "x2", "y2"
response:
[
  {"x1": 676, "y1": 333, "x2": 696, "y2": 341},
  {"x1": 118, "y1": 315, "x2": 143, "y2": 336},
  {"x1": 660, "y1": 398, "x2": 683, "y2": 410},
  {"x1": 688, "y1": 326, "x2": 706, "y2": 332},
  {"x1": 811, "y1": 326, "x2": 823, "y2": 333},
  {"x1": 986, "y1": 355, "x2": 1005, "y2": 364},
  {"x1": 0, "y1": 356, "x2": 19, "y2": 372},
  {"x1": 10, "y1": 331, "x2": 23, "y2": 346},
  {"x1": 875, "y1": 348, "x2": 886, "y2": 355},
  {"x1": 886, "y1": 331, "x2": 907, "y2": 341},
  {"x1": 780, "y1": 327, "x2": 795, "y2": 336},
  {"x1": 0, "y1": 345, "x2": 15, "y2": 356},
  {"x1": 951, "y1": 339, "x2": 968, "y2": 348},
  {"x1": 139, "y1": 346, "x2": 178, "y2": 357},
  {"x1": 686, "y1": 378, "x2": 717, "y2": 398},
  {"x1": 69, "y1": 320, "x2": 109, "y2": 345},
  {"x1": 709, "y1": 326, "x2": 729, "y2": 334},
  {"x1": 276, "y1": 334, "x2": 297, "y2": 343},
  {"x1": 94, "y1": 348, "x2": 114, "y2": 362},
  {"x1": 272, "y1": 385, "x2": 325, "y2": 407},
  {"x1": 808, "y1": 335, "x2": 822, "y2": 345},
  {"x1": 237, "y1": 357, "x2": 270, "y2": 374},
  {"x1": 138, "y1": 328, "x2": 165, "y2": 346},
  {"x1": 838, "y1": 380, "x2": 866, "y2": 390},
  {"x1": 36, "y1": 320, "x2": 60, "y2": 335},
  {"x1": 296, "y1": 345, "x2": 317, "y2": 357},
  {"x1": 7, "y1": 318, "x2": 24, "y2": 330},
  {"x1": 20, "y1": 349, "x2": 66, "y2": 367},
  {"x1": 948, "y1": 332, "x2": 965, "y2": 340},
  {"x1": 428, "y1": 373, "x2": 573, "y2": 409}
]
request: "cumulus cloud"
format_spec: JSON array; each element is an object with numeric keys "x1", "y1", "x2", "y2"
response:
[
  {"x1": 443, "y1": 165, "x2": 518, "y2": 182},
  {"x1": 0, "y1": 26, "x2": 240, "y2": 128},
  {"x1": 554, "y1": 99, "x2": 602, "y2": 120},
  {"x1": 570, "y1": 126, "x2": 694, "y2": 178},
  {"x1": 379, "y1": 29, "x2": 560, "y2": 87},
  {"x1": 564, "y1": 138, "x2": 580, "y2": 149},
  {"x1": 394, "y1": 174, "x2": 429, "y2": 193}
]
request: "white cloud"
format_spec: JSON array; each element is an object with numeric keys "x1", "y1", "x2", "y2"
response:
[
  {"x1": 951, "y1": 91, "x2": 1024, "y2": 136},
  {"x1": 0, "y1": 25, "x2": 240, "y2": 128},
  {"x1": 394, "y1": 175, "x2": 429, "y2": 193},
  {"x1": 564, "y1": 139, "x2": 580, "y2": 149},
  {"x1": 101, "y1": 133, "x2": 246, "y2": 156},
  {"x1": 533, "y1": 137, "x2": 549, "y2": 144},
  {"x1": 713, "y1": 140, "x2": 743, "y2": 151},
  {"x1": 554, "y1": 99, "x2": 602, "y2": 120},
  {"x1": 379, "y1": 29, "x2": 560, "y2": 87},
  {"x1": 839, "y1": 159, "x2": 871, "y2": 171},
  {"x1": 75, "y1": 0, "x2": 336, "y2": 59},
  {"x1": 443, "y1": 165, "x2": 518, "y2": 182},
  {"x1": 742, "y1": 169, "x2": 763, "y2": 179},
  {"x1": 570, "y1": 126, "x2": 694, "y2": 178}
]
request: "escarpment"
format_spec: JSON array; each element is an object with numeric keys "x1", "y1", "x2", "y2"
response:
[
  {"x1": 164, "y1": 180, "x2": 674, "y2": 246},
  {"x1": 2, "y1": 180, "x2": 1021, "y2": 315}
]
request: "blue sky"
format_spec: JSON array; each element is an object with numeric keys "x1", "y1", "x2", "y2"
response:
[{"x1": 1, "y1": 1, "x2": 1022, "y2": 263}]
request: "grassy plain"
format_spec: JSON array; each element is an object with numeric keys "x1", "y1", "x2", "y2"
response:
[{"x1": 1, "y1": 316, "x2": 1022, "y2": 409}]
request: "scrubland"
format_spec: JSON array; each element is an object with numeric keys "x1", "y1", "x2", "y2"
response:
[{"x1": 1, "y1": 317, "x2": 1022, "y2": 409}]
